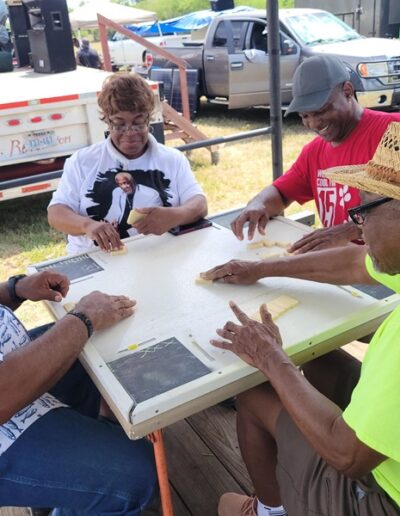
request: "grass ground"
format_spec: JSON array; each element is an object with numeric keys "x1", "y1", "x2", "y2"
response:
[{"x1": 0, "y1": 104, "x2": 314, "y2": 327}]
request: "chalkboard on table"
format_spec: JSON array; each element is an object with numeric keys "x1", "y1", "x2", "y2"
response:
[
  {"x1": 36, "y1": 254, "x2": 103, "y2": 281},
  {"x1": 107, "y1": 337, "x2": 211, "y2": 405},
  {"x1": 352, "y1": 283, "x2": 395, "y2": 300}
]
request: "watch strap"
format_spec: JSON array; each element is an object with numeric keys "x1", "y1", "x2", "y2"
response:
[
  {"x1": 68, "y1": 311, "x2": 94, "y2": 338},
  {"x1": 7, "y1": 274, "x2": 27, "y2": 303}
]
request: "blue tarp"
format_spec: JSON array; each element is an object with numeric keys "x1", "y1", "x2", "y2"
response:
[
  {"x1": 125, "y1": 6, "x2": 257, "y2": 37},
  {"x1": 125, "y1": 21, "x2": 189, "y2": 37},
  {"x1": 169, "y1": 7, "x2": 256, "y2": 31}
]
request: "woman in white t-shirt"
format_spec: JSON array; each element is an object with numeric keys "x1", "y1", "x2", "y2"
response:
[{"x1": 48, "y1": 73, "x2": 207, "y2": 255}]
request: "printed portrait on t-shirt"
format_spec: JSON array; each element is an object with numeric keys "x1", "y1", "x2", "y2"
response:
[{"x1": 85, "y1": 166, "x2": 172, "y2": 239}]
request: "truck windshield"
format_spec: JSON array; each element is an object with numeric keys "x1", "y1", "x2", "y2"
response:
[{"x1": 283, "y1": 11, "x2": 362, "y2": 46}]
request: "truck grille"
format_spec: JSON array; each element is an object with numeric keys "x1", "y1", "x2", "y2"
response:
[{"x1": 386, "y1": 58, "x2": 400, "y2": 85}]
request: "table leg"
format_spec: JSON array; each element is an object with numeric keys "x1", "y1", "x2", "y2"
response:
[{"x1": 148, "y1": 430, "x2": 174, "y2": 516}]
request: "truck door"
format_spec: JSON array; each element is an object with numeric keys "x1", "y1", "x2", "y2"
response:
[
  {"x1": 203, "y1": 20, "x2": 248, "y2": 100},
  {"x1": 227, "y1": 21, "x2": 300, "y2": 109}
]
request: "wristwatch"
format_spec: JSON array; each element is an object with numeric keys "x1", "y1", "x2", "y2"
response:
[
  {"x1": 7, "y1": 274, "x2": 27, "y2": 304},
  {"x1": 68, "y1": 310, "x2": 94, "y2": 338}
]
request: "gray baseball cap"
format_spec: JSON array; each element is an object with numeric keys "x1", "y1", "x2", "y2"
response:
[{"x1": 285, "y1": 55, "x2": 350, "y2": 116}]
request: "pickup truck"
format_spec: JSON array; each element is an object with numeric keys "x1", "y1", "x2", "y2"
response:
[
  {"x1": 150, "y1": 8, "x2": 400, "y2": 111},
  {"x1": 0, "y1": 66, "x2": 163, "y2": 201}
]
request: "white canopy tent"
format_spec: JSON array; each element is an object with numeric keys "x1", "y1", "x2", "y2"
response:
[{"x1": 69, "y1": 1, "x2": 156, "y2": 30}]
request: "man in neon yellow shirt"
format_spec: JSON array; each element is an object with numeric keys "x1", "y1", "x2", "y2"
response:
[{"x1": 203, "y1": 122, "x2": 400, "y2": 516}]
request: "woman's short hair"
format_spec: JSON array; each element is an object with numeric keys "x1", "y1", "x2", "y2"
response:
[{"x1": 98, "y1": 73, "x2": 155, "y2": 121}]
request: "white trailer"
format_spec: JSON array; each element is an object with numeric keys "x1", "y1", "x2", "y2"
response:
[{"x1": 0, "y1": 66, "x2": 163, "y2": 201}]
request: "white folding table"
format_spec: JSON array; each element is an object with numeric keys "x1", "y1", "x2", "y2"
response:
[{"x1": 29, "y1": 217, "x2": 400, "y2": 515}]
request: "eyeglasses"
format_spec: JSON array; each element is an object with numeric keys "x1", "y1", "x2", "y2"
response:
[
  {"x1": 348, "y1": 196, "x2": 392, "y2": 225},
  {"x1": 108, "y1": 122, "x2": 149, "y2": 133}
]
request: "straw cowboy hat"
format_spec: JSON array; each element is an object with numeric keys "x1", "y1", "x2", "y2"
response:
[{"x1": 324, "y1": 121, "x2": 400, "y2": 200}]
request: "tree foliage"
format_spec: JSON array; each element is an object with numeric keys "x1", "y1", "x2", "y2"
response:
[
  {"x1": 134, "y1": 0, "x2": 209, "y2": 19},
  {"x1": 126, "y1": 0, "x2": 294, "y2": 20}
]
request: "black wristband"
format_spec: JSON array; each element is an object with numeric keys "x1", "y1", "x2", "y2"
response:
[
  {"x1": 7, "y1": 274, "x2": 27, "y2": 304},
  {"x1": 68, "y1": 311, "x2": 94, "y2": 338}
]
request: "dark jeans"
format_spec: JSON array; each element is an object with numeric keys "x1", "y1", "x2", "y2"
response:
[{"x1": 0, "y1": 335, "x2": 157, "y2": 514}]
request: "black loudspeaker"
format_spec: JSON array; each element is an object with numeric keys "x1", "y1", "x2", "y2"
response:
[
  {"x1": 210, "y1": 0, "x2": 234, "y2": 12},
  {"x1": 8, "y1": 1, "x2": 31, "y2": 67},
  {"x1": 22, "y1": 0, "x2": 75, "y2": 73}
]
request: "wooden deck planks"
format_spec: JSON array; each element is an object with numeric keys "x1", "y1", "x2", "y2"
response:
[
  {"x1": 164, "y1": 405, "x2": 248, "y2": 516},
  {"x1": 185, "y1": 405, "x2": 252, "y2": 494}
]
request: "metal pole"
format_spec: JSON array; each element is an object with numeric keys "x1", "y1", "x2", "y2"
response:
[
  {"x1": 356, "y1": 0, "x2": 362, "y2": 34},
  {"x1": 175, "y1": 127, "x2": 271, "y2": 152},
  {"x1": 267, "y1": 0, "x2": 283, "y2": 180},
  {"x1": 372, "y1": 0, "x2": 377, "y2": 37}
]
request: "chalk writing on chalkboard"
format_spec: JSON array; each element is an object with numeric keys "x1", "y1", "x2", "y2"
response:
[
  {"x1": 107, "y1": 337, "x2": 211, "y2": 405},
  {"x1": 36, "y1": 254, "x2": 103, "y2": 281}
]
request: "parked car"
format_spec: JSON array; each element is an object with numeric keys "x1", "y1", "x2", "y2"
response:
[{"x1": 150, "y1": 8, "x2": 400, "y2": 111}]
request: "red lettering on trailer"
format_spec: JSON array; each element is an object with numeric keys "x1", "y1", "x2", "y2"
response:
[
  {"x1": 10, "y1": 139, "x2": 25, "y2": 156},
  {"x1": 57, "y1": 135, "x2": 72, "y2": 145}
]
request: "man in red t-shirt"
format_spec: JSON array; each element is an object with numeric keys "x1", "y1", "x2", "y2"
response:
[{"x1": 231, "y1": 55, "x2": 400, "y2": 253}]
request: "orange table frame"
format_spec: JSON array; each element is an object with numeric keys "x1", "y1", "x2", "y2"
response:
[{"x1": 148, "y1": 430, "x2": 174, "y2": 516}]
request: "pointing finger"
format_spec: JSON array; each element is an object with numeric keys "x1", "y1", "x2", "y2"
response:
[
  {"x1": 259, "y1": 303, "x2": 272, "y2": 324},
  {"x1": 229, "y1": 300, "x2": 251, "y2": 325}
]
